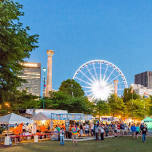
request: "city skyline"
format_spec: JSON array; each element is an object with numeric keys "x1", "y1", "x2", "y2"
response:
[{"x1": 19, "y1": 0, "x2": 152, "y2": 91}]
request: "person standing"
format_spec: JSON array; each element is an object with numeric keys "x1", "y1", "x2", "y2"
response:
[
  {"x1": 131, "y1": 124, "x2": 136, "y2": 138},
  {"x1": 95, "y1": 124, "x2": 99, "y2": 141},
  {"x1": 99, "y1": 125, "x2": 104, "y2": 140},
  {"x1": 91, "y1": 123, "x2": 94, "y2": 136},
  {"x1": 114, "y1": 124, "x2": 118, "y2": 137},
  {"x1": 72, "y1": 125, "x2": 78, "y2": 144},
  {"x1": 56, "y1": 125, "x2": 60, "y2": 141},
  {"x1": 60, "y1": 128, "x2": 65, "y2": 145},
  {"x1": 135, "y1": 124, "x2": 140, "y2": 139},
  {"x1": 142, "y1": 125, "x2": 148, "y2": 143},
  {"x1": 85, "y1": 124, "x2": 89, "y2": 136},
  {"x1": 105, "y1": 125, "x2": 109, "y2": 137},
  {"x1": 65, "y1": 124, "x2": 69, "y2": 139},
  {"x1": 80, "y1": 124, "x2": 83, "y2": 137}
]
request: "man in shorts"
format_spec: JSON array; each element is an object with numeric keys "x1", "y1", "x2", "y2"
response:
[{"x1": 72, "y1": 125, "x2": 78, "y2": 144}]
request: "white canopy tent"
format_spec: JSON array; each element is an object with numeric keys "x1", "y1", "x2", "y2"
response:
[
  {"x1": 0, "y1": 113, "x2": 33, "y2": 124},
  {"x1": 32, "y1": 112, "x2": 50, "y2": 121}
]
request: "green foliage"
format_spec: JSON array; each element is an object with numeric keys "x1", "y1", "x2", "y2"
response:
[
  {"x1": 0, "y1": 90, "x2": 40, "y2": 114},
  {"x1": 108, "y1": 95, "x2": 126, "y2": 116},
  {"x1": 123, "y1": 88, "x2": 140, "y2": 103},
  {"x1": 12, "y1": 90, "x2": 41, "y2": 110},
  {"x1": 45, "y1": 91, "x2": 93, "y2": 114},
  {"x1": 59, "y1": 79, "x2": 84, "y2": 97},
  {"x1": 147, "y1": 97, "x2": 152, "y2": 116},
  {"x1": 94, "y1": 100, "x2": 110, "y2": 116},
  {"x1": 126, "y1": 99, "x2": 146, "y2": 119},
  {"x1": 0, "y1": 0, "x2": 39, "y2": 102}
]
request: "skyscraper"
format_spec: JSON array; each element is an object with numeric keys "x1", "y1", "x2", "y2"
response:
[
  {"x1": 135, "y1": 71, "x2": 152, "y2": 89},
  {"x1": 19, "y1": 62, "x2": 41, "y2": 96}
]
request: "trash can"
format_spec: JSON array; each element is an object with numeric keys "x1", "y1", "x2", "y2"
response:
[
  {"x1": 4, "y1": 136, "x2": 12, "y2": 146},
  {"x1": 34, "y1": 135, "x2": 38, "y2": 143}
]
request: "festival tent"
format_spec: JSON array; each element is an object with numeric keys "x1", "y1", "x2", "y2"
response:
[
  {"x1": 142, "y1": 117, "x2": 152, "y2": 122},
  {"x1": 32, "y1": 112, "x2": 50, "y2": 121},
  {"x1": 32, "y1": 112, "x2": 51, "y2": 132},
  {"x1": 0, "y1": 113, "x2": 33, "y2": 124},
  {"x1": 142, "y1": 117, "x2": 152, "y2": 130}
]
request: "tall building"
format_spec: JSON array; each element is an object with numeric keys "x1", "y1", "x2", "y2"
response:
[
  {"x1": 19, "y1": 62, "x2": 41, "y2": 96},
  {"x1": 135, "y1": 71, "x2": 152, "y2": 89},
  {"x1": 131, "y1": 84, "x2": 152, "y2": 97}
]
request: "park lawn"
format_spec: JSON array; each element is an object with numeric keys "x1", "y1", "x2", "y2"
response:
[{"x1": 0, "y1": 136, "x2": 152, "y2": 152}]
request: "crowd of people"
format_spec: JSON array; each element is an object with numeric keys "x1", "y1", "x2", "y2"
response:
[
  {"x1": 0, "y1": 120, "x2": 149, "y2": 145},
  {"x1": 54, "y1": 121, "x2": 149, "y2": 145}
]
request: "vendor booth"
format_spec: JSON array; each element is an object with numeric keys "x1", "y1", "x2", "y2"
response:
[
  {"x1": 142, "y1": 117, "x2": 152, "y2": 130},
  {"x1": 0, "y1": 113, "x2": 33, "y2": 145},
  {"x1": 50, "y1": 113, "x2": 93, "y2": 129},
  {"x1": 0, "y1": 113, "x2": 33, "y2": 136},
  {"x1": 0, "y1": 113, "x2": 33, "y2": 125},
  {"x1": 32, "y1": 112, "x2": 51, "y2": 132}
]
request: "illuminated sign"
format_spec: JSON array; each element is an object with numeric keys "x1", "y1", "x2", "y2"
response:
[{"x1": 21, "y1": 62, "x2": 41, "y2": 68}]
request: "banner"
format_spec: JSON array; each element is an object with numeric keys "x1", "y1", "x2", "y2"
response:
[{"x1": 50, "y1": 113, "x2": 93, "y2": 121}]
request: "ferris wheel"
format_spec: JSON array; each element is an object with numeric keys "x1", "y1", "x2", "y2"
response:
[{"x1": 73, "y1": 60, "x2": 128, "y2": 101}]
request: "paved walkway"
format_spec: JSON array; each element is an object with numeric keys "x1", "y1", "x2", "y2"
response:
[{"x1": 65, "y1": 136, "x2": 114, "y2": 141}]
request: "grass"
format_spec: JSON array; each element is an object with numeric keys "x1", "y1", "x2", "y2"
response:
[{"x1": 0, "y1": 136, "x2": 152, "y2": 152}]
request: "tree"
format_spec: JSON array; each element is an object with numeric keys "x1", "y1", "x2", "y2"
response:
[
  {"x1": 70, "y1": 96, "x2": 94, "y2": 114},
  {"x1": 46, "y1": 91, "x2": 93, "y2": 114},
  {"x1": 123, "y1": 88, "x2": 140, "y2": 103},
  {"x1": 46, "y1": 91, "x2": 72, "y2": 110},
  {"x1": 0, "y1": 0, "x2": 38, "y2": 102},
  {"x1": 59, "y1": 79, "x2": 84, "y2": 97},
  {"x1": 108, "y1": 94, "x2": 126, "y2": 117},
  {"x1": 126, "y1": 99, "x2": 146, "y2": 119},
  {"x1": 0, "y1": 90, "x2": 40, "y2": 114},
  {"x1": 147, "y1": 96, "x2": 152, "y2": 116},
  {"x1": 94, "y1": 100, "x2": 110, "y2": 118}
]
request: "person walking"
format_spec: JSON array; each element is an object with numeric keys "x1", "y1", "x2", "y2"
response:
[
  {"x1": 142, "y1": 125, "x2": 148, "y2": 143},
  {"x1": 60, "y1": 128, "x2": 65, "y2": 145}
]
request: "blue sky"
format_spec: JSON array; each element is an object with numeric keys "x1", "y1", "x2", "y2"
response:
[{"x1": 18, "y1": 0, "x2": 152, "y2": 92}]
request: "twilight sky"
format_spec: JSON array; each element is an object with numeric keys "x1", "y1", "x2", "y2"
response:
[{"x1": 18, "y1": 0, "x2": 152, "y2": 92}]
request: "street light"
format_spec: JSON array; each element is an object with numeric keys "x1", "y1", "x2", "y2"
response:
[
  {"x1": 4, "y1": 102, "x2": 10, "y2": 108},
  {"x1": 71, "y1": 84, "x2": 73, "y2": 97},
  {"x1": 42, "y1": 67, "x2": 46, "y2": 109}
]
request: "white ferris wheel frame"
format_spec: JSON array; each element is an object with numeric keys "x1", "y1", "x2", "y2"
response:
[{"x1": 73, "y1": 59, "x2": 128, "y2": 90}]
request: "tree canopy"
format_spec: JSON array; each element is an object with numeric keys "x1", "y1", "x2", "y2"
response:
[
  {"x1": 123, "y1": 88, "x2": 140, "y2": 103},
  {"x1": 44, "y1": 91, "x2": 94, "y2": 114},
  {"x1": 0, "y1": 0, "x2": 38, "y2": 102},
  {"x1": 59, "y1": 79, "x2": 84, "y2": 97}
]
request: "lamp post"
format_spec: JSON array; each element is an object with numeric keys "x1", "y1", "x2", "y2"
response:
[
  {"x1": 42, "y1": 67, "x2": 46, "y2": 109},
  {"x1": 71, "y1": 84, "x2": 73, "y2": 97}
]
